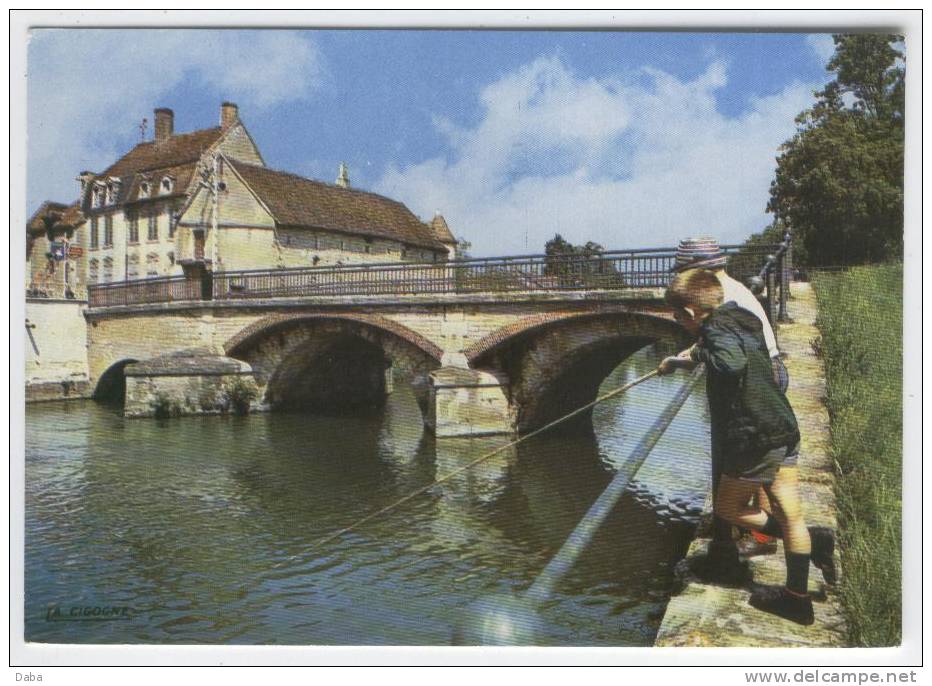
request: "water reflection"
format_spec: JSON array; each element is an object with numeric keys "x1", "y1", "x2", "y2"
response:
[{"x1": 25, "y1": 345, "x2": 709, "y2": 645}]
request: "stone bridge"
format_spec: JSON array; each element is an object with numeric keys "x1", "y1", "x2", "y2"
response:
[
  {"x1": 86, "y1": 288, "x2": 690, "y2": 436},
  {"x1": 83, "y1": 245, "x2": 787, "y2": 436}
]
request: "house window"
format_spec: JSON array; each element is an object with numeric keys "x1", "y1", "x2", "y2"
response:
[
  {"x1": 103, "y1": 215, "x2": 113, "y2": 247},
  {"x1": 146, "y1": 253, "x2": 159, "y2": 277},
  {"x1": 102, "y1": 257, "x2": 113, "y2": 283},
  {"x1": 92, "y1": 185, "x2": 104, "y2": 208},
  {"x1": 139, "y1": 181, "x2": 150, "y2": 199},
  {"x1": 400, "y1": 247, "x2": 407, "y2": 258},
  {"x1": 148, "y1": 212, "x2": 158, "y2": 241},
  {"x1": 90, "y1": 218, "x2": 99, "y2": 249},
  {"x1": 127, "y1": 254, "x2": 140, "y2": 280},
  {"x1": 105, "y1": 183, "x2": 116, "y2": 205},
  {"x1": 168, "y1": 251, "x2": 175, "y2": 266},
  {"x1": 160, "y1": 177, "x2": 174, "y2": 195},
  {"x1": 88, "y1": 259, "x2": 99, "y2": 284},
  {"x1": 128, "y1": 215, "x2": 139, "y2": 243}
]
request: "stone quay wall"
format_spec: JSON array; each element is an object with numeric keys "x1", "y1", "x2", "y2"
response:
[{"x1": 25, "y1": 298, "x2": 91, "y2": 401}]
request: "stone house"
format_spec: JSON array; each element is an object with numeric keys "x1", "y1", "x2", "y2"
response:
[
  {"x1": 175, "y1": 155, "x2": 455, "y2": 272},
  {"x1": 80, "y1": 102, "x2": 264, "y2": 286},
  {"x1": 26, "y1": 200, "x2": 86, "y2": 298},
  {"x1": 28, "y1": 101, "x2": 458, "y2": 293}
]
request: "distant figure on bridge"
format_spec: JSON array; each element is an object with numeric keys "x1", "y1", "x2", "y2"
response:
[
  {"x1": 659, "y1": 269, "x2": 835, "y2": 625},
  {"x1": 669, "y1": 237, "x2": 788, "y2": 578}
]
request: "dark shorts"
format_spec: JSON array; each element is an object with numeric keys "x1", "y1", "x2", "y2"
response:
[{"x1": 723, "y1": 440, "x2": 800, "y2": 485}]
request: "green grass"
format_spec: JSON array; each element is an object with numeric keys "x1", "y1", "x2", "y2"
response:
[{"x1": 812, "y1": 264, "x2": 902, "y2": 646}]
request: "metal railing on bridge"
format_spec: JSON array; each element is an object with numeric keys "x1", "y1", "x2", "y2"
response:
[{"x1": 87, "y1": 243, "x2": 787, "y2": 315}]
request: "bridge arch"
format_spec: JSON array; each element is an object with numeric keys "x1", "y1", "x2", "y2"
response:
[
  {"x1": 93, "y1": 358, "x2": 139, "y2": 405},
  {"x1": 467, "y1": 310, "x2": 687, "y2": 432},
  {"x1": 225, "y1": 313, "x2": 443, "y2": 417}
]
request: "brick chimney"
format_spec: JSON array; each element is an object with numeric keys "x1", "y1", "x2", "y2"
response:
[
  {"x1": 154, "y1": 108, "x2": 174, "y2": 142},
  {"x1": 220, "y1": 102, "x2": 239, "y2": 130}
]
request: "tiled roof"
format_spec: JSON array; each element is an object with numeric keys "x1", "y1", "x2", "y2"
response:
[
  {"x1": 228, "y1": 159, "x2": 445, "y2": 251},
  {"x1": 60, "y1": 203, "x2": 86, "y2": 227},
  {"x1": 80, "y1": 127, "x2": 225, "y2": 211},
  {"x1": 102, "y1": 127, "x2": 224, "y2": 177},
  {"x1": 27, "y1": 201, "x2": 85, "y2": 235},
  {"x1": 429, "y1": 214, "x2": 456, "y2": 244},
  {"x1": 120, "y1": 162, "x2": 199, "y2": 207}
]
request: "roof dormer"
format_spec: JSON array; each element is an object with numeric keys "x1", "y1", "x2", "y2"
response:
[
  {"x1": 105, "y1": 178, "x2": 122, "y2": 205},
  {"x1": 160, "y1": 176, "x2": 175, "y2": 195},
  {"x1": 77, "y1": 171, "x2": 95, "y2": 198},
  {"x1": 91, "y1": 182, "x2": 105, "y2": 208}
]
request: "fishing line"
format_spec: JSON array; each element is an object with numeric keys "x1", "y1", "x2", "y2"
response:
[
  {"x1": 456, "y1": 366, "x2": 704, "y2": 645},
  {"x1": 308, "y1": 367, "x2": 662, "y2": 550}
]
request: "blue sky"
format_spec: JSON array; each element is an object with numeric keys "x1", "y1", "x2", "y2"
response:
[{"x1": 27, "y1": 29, "x2": 835, "y2": 255}]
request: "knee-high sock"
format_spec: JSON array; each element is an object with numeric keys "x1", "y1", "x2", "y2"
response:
[
  {"x1": 712, "y1": 515, "x2": 733, "y2": 542},
  {"x1": 785, "y1": 552, "x2": 810, "y2": 595}
]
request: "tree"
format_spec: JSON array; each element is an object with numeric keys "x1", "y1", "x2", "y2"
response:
[
  {"x1": 767, "y1": 35, "x2": 904, "y2": 267},
  {"x1": 730, "y1": 220, "x2": 798, "y2": 283},
  {"x1": 543, "y1": 234, "x2": 622, "y2": 286}
]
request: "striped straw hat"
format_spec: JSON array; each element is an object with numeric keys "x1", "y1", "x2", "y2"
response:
[{"x1": 671, "y1": 236, "x2": 727, "y2": 272}]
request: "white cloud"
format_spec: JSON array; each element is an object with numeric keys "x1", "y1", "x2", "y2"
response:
[
  {"x1": 375, "y1": 56, "x2": 817, "y2": 255},
  {"x1": 806, "y1": 34, "x2": 835, "y2": 65},
  {"x1": 27, "y1": 29, "x2": 324, "y2": 210}
]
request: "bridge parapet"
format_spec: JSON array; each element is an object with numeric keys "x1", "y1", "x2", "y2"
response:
[{"x1": 87, "y1": 244, "x2": 782, "y2": 310}]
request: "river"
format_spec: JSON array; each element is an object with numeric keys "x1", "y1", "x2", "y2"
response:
[{"x1": 25, "y1": 344, "x2": 711, "y2": 646}]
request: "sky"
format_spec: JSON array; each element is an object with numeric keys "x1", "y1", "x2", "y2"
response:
[{"x1": 27, "y1": 29, "x2": 836, "y2": 256}]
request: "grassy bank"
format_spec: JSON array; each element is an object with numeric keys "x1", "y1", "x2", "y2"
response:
[{"x1": 812, "y1": 264, "x2": 902, "y2": 646}]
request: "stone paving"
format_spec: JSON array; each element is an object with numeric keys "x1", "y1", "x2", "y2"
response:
[{"x1": 655, "y1": 282, "x2": 848, "y2": 647}]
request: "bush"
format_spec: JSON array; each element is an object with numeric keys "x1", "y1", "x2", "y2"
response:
[
  {"x1": 198, "y1": 387, "x2": 227, "y2": 413},
  {"x1": 151, "y1": 391, "x2": 181, "y2": 419},
  {"x1": 812, "y1": 264, "x2": 902, "y2": 646},
  {"x1": 226, "y1": 376, "x2": 258, "y2": 416}
]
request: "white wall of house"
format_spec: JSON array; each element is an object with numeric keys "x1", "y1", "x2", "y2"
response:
[
  {"x1": 85, "y1": 202, "x2": 183, "y2": 284},
  {"x1": 217, "y1": 124, "x2": 264, "y2": 165}
]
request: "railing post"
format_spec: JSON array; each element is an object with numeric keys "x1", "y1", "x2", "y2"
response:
[
  {"x1": 777, "y1": 247, "x2": 789, "y2": 322},
  {"x1": 765, "y1": 265, "x2": 775, "y2": 323}
]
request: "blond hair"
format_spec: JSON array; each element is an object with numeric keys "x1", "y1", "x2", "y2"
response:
[{"x1": 665, "y1": 268, "x2": 724, "y2": 313}]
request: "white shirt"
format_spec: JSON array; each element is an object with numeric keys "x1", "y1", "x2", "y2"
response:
[{"x1": 716, "y1": 270, "x2": 780, "y2": 358}]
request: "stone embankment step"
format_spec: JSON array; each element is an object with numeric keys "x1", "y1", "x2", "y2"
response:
[{"x1": 654, "y1": 282, "x2": 847, "y2": 647}]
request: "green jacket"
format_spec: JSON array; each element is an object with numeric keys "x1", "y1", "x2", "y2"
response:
[{"x1": 692, "y1": 302, "x2": 799, "y2": 459}]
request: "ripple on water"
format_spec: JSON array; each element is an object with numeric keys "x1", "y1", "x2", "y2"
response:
[{"x1": 26, "y1": 346, "x2": 710, "y2": 646}]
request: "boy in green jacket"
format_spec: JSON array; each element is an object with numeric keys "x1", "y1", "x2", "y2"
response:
[{"x1": 659, "y1": 269, "x2": 834, "y2": 625}]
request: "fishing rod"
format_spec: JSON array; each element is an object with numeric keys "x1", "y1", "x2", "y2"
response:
[
  {"x1": 524, "y1": 364, "x2": 705, "y2": 604},
  {"x1": 309, "y1": 366, "x2": 662, "y2": 550},
  {"x1": 457, "y1": 365, "x2": 705, "y2": 645}
]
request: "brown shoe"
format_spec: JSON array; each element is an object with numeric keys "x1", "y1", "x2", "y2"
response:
[{"x1": 749, "y1": 585, "x2": 814, "y2": 626}]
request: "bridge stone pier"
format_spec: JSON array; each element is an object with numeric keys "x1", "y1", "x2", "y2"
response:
[{"x1": 85, "y1": 287, "x2": 688, "y2": 436}]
